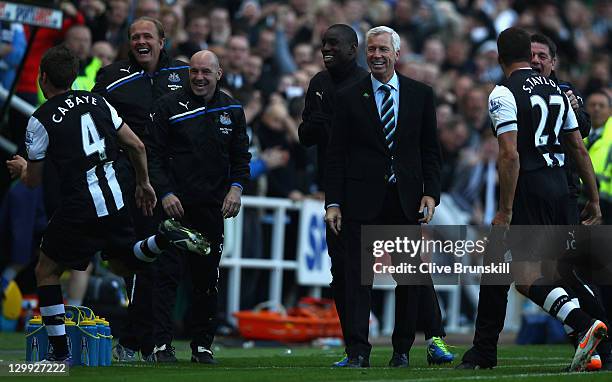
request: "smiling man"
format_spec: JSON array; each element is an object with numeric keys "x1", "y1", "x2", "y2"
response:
[
  {"x1": 324, "y1": 26, "x2": 444, "y2": 368},
  {"x1": 147, "y1": 50, "x2": 251, "y2": 364},
  {"x1": 92, "y1": 16, "x2": 189, "y2": 363},
  {"x1": 298, "y1": 24, "x2": 367, "y2": 367}
]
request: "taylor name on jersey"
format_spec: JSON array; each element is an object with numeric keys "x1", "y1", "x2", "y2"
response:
[
  {"x1": 521, "y1": 74, "x2": 560, "y2": 94},
  {"x1": 488, "y1": 68, "x2": 578, "y2": 171}
]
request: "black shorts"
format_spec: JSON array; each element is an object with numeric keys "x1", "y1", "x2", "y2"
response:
[
  {"x1": 41, "y1": 208, "x2": 136, "y2": 271},
  {"x1": 508, "y1": 167, "x2": 571, "y2": 262}
]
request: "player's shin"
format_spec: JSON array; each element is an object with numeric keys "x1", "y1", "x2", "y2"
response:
[
  {"x1": 38, "y1": 284, "x2": 69, "y2": 357},
  {"x1": 527, "y1": 278, "x2": 592, "y2": 332}
]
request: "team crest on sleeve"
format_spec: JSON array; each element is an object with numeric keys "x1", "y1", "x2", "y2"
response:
[
  {"x1": 219, "y1": 112, "x2": 232, "y2": 125},
  {"x1": 25, "y1": 130, "x2": 33, "y2": 146},
  {"x1": 489, "y1": 98, "x2": 501, "y2": 114}
]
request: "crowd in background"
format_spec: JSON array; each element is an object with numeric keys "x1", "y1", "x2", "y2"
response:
[{"x1": 0, "y1": 0, "x2": 610, "y2": 326}]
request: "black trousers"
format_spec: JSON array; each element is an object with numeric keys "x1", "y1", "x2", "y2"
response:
[
  {"x1": 327, "y1": 225, "x2": 348, "y2": 352},
  {"x1": 460, "y1": 224, "x2": 511, "y2": 367},
  {"x1": 339, "y1": 184, "x2": 444, "y2": 357},
  {"x1": 152, "y1": 204, "x2": 223, "y2": 350}
]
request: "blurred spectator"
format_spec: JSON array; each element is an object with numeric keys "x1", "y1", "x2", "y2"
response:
[
  {"x1": 90, "y1": 0, "x2": 129, "y2": 47},
  {"x1": 64, "y1": 24, "x2": 92, "y2": 63},
  {"x1": 244, "y1": 54, "x2": 263, "y2": 89},
  {"x1": 220, "y1": 35, "x2": 250, "y2": 92},
  {"x1": 92, "y1": 41, "x2": 117, "y2": 67},
  {"x1": 0, "y1": 22, "x2": 26, "y2": 92},
  {"x1": 209, "y1": 6, "x2": 231, "y2": 47},
  {"x1": 254, "y1": 28, "x2": 282, "y2": 96},
  {"x1": 474, "y1": 40, "x2": 503, "y2": 83},
  {"x1": 78, "y1": 0, "x2": 106, "y2": 23},
  {"x1": 256, "y1": 101, "x2": 304, "y2": 200},
  {"x1": 534, "y1": 1, "x2": 576, "y2": 59},
  {"x1": 422, "y1": 36, "x2": 445, "y2": 67},
  {"x1": 460, "y1": 86, "x2": 489, "y2": 139},
  {"x1": 159, "y1": 7, "x2": 181, "y2": 52},
  {"x1": 175, "y1": 12, "x2": 209, "y2": 59},
  {"x1": 584, "y1": 55, "x2": 611, "y2": 97},
  {"x1": 442, "y1": 38, "x2": 475, "y2": 75},
  {"x1": 292, "y1": 43, "x2": 314, "y2": 70},
  {"x1": 585, "y1": 90, "x2": 612, "y2": 223},
  {"x1": 464, "y1": 10, "x2": 497, "y2": 55},
  {"x1": 136, "y1": 0, "x2": 161, "y2": 19}
]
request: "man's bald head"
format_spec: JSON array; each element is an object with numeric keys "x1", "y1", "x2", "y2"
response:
[
  {"x1": 190, "y1": 50, "x2": 220, "y2": 71},
  {"x1": 189, "y1": 50, "x2": 222, "y2": 101}
]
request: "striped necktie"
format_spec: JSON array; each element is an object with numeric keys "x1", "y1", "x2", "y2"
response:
[
  {"x1": 380, "y1": 84, "x2": 395, "y2": 150},
  {"x1": 379, "y1": 84, "x2": 396, "y2": 182}
]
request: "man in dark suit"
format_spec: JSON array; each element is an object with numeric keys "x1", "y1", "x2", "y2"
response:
[
  {"x1": 325, "y1": 26, "x2": 444, "y2": 368},
  {"x1": 298, "y1": 24, "x2": 368, "y2": 367}
]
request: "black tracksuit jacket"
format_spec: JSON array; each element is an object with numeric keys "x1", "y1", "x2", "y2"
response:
[{"x1": 148, "y1": 85, "x2": 251, "y2": 206}]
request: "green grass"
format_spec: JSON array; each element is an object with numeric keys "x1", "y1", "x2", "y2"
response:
[{"x1": 0, "y1": 332, "x2": 610, "y2": 381}]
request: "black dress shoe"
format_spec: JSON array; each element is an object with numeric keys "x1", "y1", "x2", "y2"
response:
[
  {"x1": 388, "y1": 352, "x2": 408, "y2": 367},
  {"x1": 455, "y1": 361, "x2": 492, "y2": 370},
  {"x1": 347, "y1": 355, "x2": 370, "y2": 368}
]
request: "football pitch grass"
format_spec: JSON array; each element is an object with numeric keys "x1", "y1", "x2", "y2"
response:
[{"x1": 1, "y1": 332, "x2": 610, "y2": 381}]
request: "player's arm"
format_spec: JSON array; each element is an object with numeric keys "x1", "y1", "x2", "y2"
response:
[
  {"x1": 496, "y1": 131, "x2": 519, "y2": 216},
  {"x1": 489, "y1": 86, "x2": 519, "y2": 225},
  {"x1": 6, "y1": 154, "x2": 44, "y2": 188},
  {"x1": 116, "y1": 122, "x2": 156, "y2": 216},
  {"x1": 22, "y1": 161, "x2": 43, "y2": 188},
  {"x1": 104, "y1": 97, "x2": 156, "y2": 215},
  {"x1": 562, "y1": 108, "x2": 601, "y2": 225},
  {"x1": 16, "y1": 116, "x2": 48, "y2": 188},
  {"x1": 117, "y1": 123, "x2": 148, "y2": 184}
]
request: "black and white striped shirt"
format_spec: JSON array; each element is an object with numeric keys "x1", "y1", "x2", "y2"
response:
[
  {"x1": 489, "y1": 68, "x2": 578, "y2": 171},
  {"x1": 26, "y1": 90, "x2": 125, "y2": 218}
]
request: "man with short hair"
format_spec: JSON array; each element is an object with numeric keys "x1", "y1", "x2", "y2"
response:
[
  {"x1": 458, "y1": 32, "x2": 605, "y2": 371},
  {"x1": 485, "y1": 27, "x2": 603, "y2": 372},
  {"x1": 325, "y1": 26, "x2": 445, "y2": 368},
  {"x1": 298, "y1": 24, "x2": 368, "y2": 367},
  {"x1": 6, "y1": 45, "x2": 208, "y2": 364},
  {"x1": 148, "y1": 50, "x2": 251, "y2": 364},
  {"x1": 92, "y1": 16, "x2": 189, "y2": 362}
]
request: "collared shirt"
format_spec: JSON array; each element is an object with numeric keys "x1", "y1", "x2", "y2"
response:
[{"x1": 371, "y1": 72, "x2": 399, "y2": 125}]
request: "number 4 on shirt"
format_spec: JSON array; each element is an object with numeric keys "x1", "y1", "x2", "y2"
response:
[{"x1": 81, "y1": 112, "x2": 107, "y2": 161}]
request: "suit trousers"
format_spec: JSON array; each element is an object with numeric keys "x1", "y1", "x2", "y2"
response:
[{"x1": 340, "y1": 183, "x2": 444, "y2": 357}]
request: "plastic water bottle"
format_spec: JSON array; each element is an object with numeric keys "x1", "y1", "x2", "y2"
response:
[
  {"x1": 369, "y1": 312, "x2": 380, "y2": 338},
  {"x1": 65, "y1": 319, "x2": 80, "y2": 364},
  {"x1": 102, "y1": 318, "x2": 112, "y2": 365},
  {"x1": 79, "y1": 320, "x2": 99, "y2": 366},
  {"x1": 25, "y1": 316, "x2": 47, "y2": 362}
]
